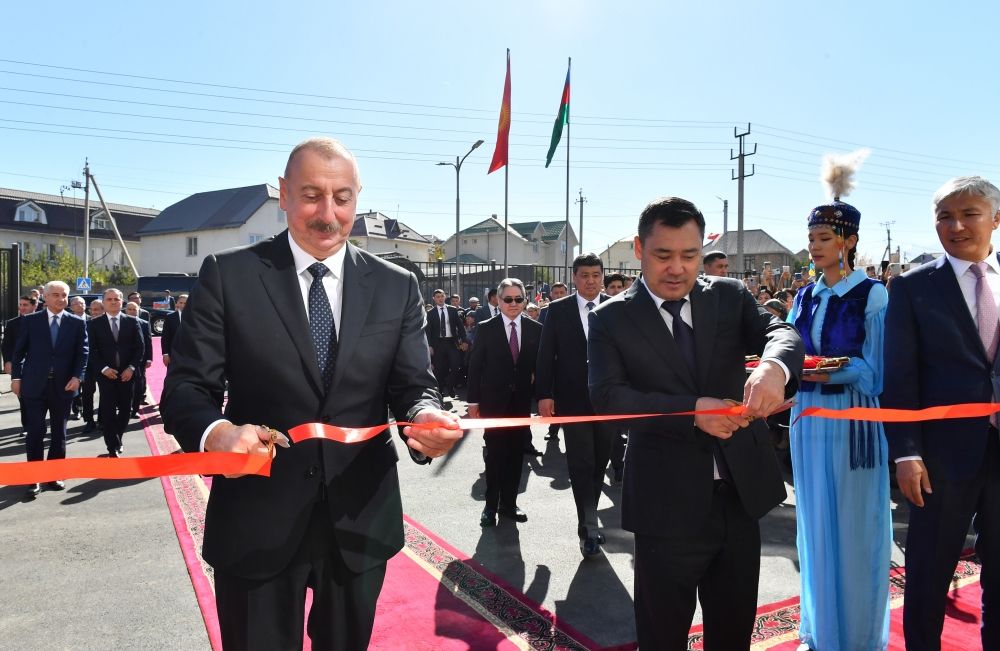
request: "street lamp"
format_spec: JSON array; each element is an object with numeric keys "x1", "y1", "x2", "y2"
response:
[{"x1": 437, "y1": 139, "x2": 484, "y2": 298}]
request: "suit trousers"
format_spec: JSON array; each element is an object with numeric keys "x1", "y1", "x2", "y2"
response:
[
  {"x1": 22, "y1": 379, "x2": 73, "y2": 462},
  {"x1": 80, "y1": 372, "x2": 98, "y2": 424},
  {"x1": 610, "y1": 427, "x2": 628, "y2": 474},
  {"x1": 98, "y1": 375, "x2": 134, "y2": 453},
  {"x1": 903, "y1": 430, "x2": 1000, "y2": 651},
  {"x1": 634, "y1": 482, "x2": 760, "y2": 651},
  {"x1": 131, "y1": 365, "x2": 147, "y2": 412},
  {"x1": 484, "y1": 427, "x2": 527, "y2": 511},
  {"x1": 214, "y1": 501, "x2": 387, "y2": 651},
  {"x1": 431, "y1": 342, "x2": 462, "y2": 395},
  {"x1": 563, "y1": 421, "x2": 615, "y2": 537}
]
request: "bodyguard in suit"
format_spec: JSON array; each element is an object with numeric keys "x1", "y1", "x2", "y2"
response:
[
  {"x1": 588, "y1": 197, "x2": 803, "y2": 649},
  {"x1": 536, "y1": 253, "x2": 614, "y2": 556},
  {"x1": 160, "y1": 137, "x2": 462, "y2": 650},
  {"x1": 125, "y1": 301, "x2": 154, "y2": 415},
  {"x1": 89, "y1": 288, "x2": 144, "y2": 457},
  {"x1": 3, "y1": 295, "x2": 38, "y2": 435},
  {"x1": 81, "y1": 299, "x2": 104, "y2": 432},
  {"x1": 883, "y1": 176, "x2": 1000, "y2": 650},
  {"x1": 11, "y1": 281, "x2": 89, "y2": 498},
  {"x1": 425, "y1": 288, "x2": 467, "y2": 398},
  {"x1": 467, "y1": 278, "x2": 542, "y2": 526},
  {"x1": 160, "y1": 293, "x2": 187, "y2": 367},
  {"x1": 474, "y1": 289, "x2": 500, "y2": 323}
]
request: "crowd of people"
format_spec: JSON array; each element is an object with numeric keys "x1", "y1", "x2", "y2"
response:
[{"x1": 8, "y1": 135, "x2": 1000, "y2": 651}]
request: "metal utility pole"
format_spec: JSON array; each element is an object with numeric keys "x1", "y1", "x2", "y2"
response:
[
  {"x1": 730, "y1": 124, "x2": 756, "y2": 272},
  {"x1": 437, "y1": 139, "x2": 484, "y2": 298},
  {"x1": 82, "y1": 160, "x2": 91, "y2": 278},
  {"x1": 89, "y1": 172, "x2": 139, "y2": 277},
  {"x1": 715, "y1": 196, "x2": 729, "y2": 235},
  {"x1": 575, "y1": 188, "x2": 587, "y2": 254},
  {"x1": 880, "y1": 220, "x2": 895, "y2": 265}
]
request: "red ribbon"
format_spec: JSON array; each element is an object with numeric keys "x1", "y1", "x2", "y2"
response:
[{"x1": 5, "y1": 403, "x2": 1000, "y2": 485}]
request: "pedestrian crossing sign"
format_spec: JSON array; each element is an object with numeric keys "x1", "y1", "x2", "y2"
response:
[{"x1": 76, "y1": 277, "x2": 92, "y2": 292}]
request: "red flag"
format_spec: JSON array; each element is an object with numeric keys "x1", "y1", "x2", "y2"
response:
[
  {"x1": 488, "y1": 50, "x2": 511, "y2": 174},
  {"x1": 706, "y1": 233, "x2": 720, "y2": 242}
]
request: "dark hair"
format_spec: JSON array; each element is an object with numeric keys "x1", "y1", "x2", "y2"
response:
[
  {"x1": 572, "y1": 253, "x2": 604, "y2": 274},
  {"x1": 487, "y1": 288, "x2": 498, "y2": 299},
  {"x1": 764, "y1": 299, "x2": 788, "y2": 321},
  {"x1": 757, "y1": 288, "x2": 772, "y2": 299},
  {"x1": 604, "y1": 272, "x2": 626, "y2": 286},
  {"x1": 128, "y1": 291, "x2": 140, "y2": 299},
  {"x1": 551, "y1": 282, "x2": 568, "y2": 291},
  {"x1": 19, "y1": 295, "x2": 36, "y2": 305},
  {"x1": 847, "y1": 236, "x2": 858, "y2": 269},
  {"x1": 702, "y1": 250, "x2": 727, "y2": 266},
  {"x1": 774, "y1": 289, "x2": 791, "y2": 303},
  {"x1": 638, "y1": 197, "x2": 706, "y2": 244}
]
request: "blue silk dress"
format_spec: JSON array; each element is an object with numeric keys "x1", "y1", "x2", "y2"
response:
[{"x1": 788, "y1": 269, "x2": 891, "y2": 650}]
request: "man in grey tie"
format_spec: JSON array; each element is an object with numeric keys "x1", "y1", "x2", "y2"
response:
[
  {"x1": 884, "y1": 176, "x2": 1000, "y2": 649},
  {"x1": 88, "y1": 288, "x2": 144, "y2": 457}
]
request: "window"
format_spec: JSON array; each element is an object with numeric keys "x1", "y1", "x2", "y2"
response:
[
  {"x1": 560, "y1": 240, "x2": 567, "y2": 254},
  {"x1": 47, "y1": 244, "x2": 58, "y2": 259},
  {"x1": 248, "y1": 233, "x2": 265, "y2": 244},
  {"x1": 119, "y1": 250, "x2": 126, "y2": 266},
  {"x1": 186, "y1": 237, "x2": 198, "y2": 257},
  {"x1": 15, "y1": 202, "x2": 46, "y2": 224},
  {"x1": 91, "y1": 214, "x2": 111, "y2": 230}
]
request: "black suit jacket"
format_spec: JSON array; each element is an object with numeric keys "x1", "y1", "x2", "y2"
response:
[
  {"x1": 883, "y1": 256, "x2": 1000, "y2": 480},
  {"x1": 11, "y1": 311, "x2": 89, "y2": 399},
  {"x1": 588, "y1": 277, "x2": 803, "y2": 537},
  {"x1": 160, "y1": 233, "x2": 441, "y2": 580},
  {"x1": 2, "y1": 315, "x2": 23, "y2": 365},
  {"x1": 136, "y1": 318, "x2": 153, "y2": 364},
  {"x1": 467, "y1": 316, "x2": 542, "y2": 417},
  {"x1": 161, "y1": 311, "x2": 182, "y2": 357},
  {"x1": 88, "y1": 313, "x2": 144, "y2": 373},
  {"x1": 425, "y1": 304, "x2": 467, "y2": 349},
  {"x1": 535, "y1": 292, "x2": 609, "y2": 416}
]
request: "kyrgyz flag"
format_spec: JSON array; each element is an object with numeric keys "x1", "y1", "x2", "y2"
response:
[
  {"x1": 488, "y1": 50, "x2": 511, "y2": 174},
  {"x1": 544, "y1": 62, "x2": 570, "y2": 168}
]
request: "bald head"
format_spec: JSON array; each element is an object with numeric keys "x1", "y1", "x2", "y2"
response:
[{"x1": 284, "y1": 137, "x2": 360, "y2": 184}]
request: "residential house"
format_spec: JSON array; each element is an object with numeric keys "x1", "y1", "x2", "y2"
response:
[
  {"x1": 0, "y1": 187, "x2": 156, "y2": 272},
  {"x1": 440, "y1": 216, "x2": 578, "y2": 266},
  {"x1": 598, "y1": 237, "x2": 641, "y2": 271},
  {"x1": 138, "y1": 184, "x2": 285, "y2": 274},
  {"x1": 702, "y1": 229, "x2": 797, "y2": 273},
  {"x1": 350, "y1": 211, "x2": 432, "y2": 261}
]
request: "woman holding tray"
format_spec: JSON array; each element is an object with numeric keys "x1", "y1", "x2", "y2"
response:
[{"x1": 787, "y1": 150, "x2": 891, "y2": 651}]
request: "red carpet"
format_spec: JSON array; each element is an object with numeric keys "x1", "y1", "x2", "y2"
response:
[{"x1": 142, "y1": 340, "x2": 599, "y2": 650}]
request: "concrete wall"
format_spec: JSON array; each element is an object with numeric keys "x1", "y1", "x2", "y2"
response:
[{"x1": 0, "y1": 229, "x2": 142, "y2": 271}]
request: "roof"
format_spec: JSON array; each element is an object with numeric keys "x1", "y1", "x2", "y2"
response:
[
  {"x1": 0, "y1": 187, "x2": 158, "y2": 242},
  {"x1": 702, "y1": 229, "x2": 794, "y2": 257},
  {"x1": 350, "y1": 211, "x2": 431, "y2": 243},
  {"x1": 138, "y1": 184, "x2": 278, "y2": 235},
  {"x1": 459, "y1": 217, "x2": 525, "y2": 240},
  {"x1": 443, "y1": 253, "x2": 489, "y2": 263},
  {"x1": 509, "y1": 220, "x2": 566, "y2": 242}
]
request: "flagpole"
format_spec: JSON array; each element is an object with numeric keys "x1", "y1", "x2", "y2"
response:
[
  {"x1": 504, "y1": 160, "x2": 509, "y2": 277},
  {"x1": 564, "y1": 57, "x2": 571, "y2": 285}
]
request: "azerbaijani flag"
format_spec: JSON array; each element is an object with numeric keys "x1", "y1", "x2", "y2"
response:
[
  {"x1": 544, "y1": 61, "x2": 570, "y2": 168},
  {"x1": 488, "y1": 50, "x2": 511, "y2": 174}
]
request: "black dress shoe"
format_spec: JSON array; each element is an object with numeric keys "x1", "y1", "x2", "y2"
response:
[
  {"x1": 613, "y1": 467, "x2": 624, "y2": 484},
  {"x1": 69, "y1": 411, "x2": 81, "y2": 421},
  {"x1": 523, "y1": 446, "x2": 544, "y2": 457},
  {"x1": 130, "y1": 411, "x2": 139, "y2": 419},
  {"x1": 498, "y1": 506, "x2": 528, "y2": 523},
  {"x1": 25, "y1": 483, "x2": 41, "y2": 499},
  {"x1": 480, "y1": 509, "x2": 497, "y2": 527},
  {"x1": 82, "y1": 422, "x2": 96, "y2": 433},
  {"x1": 108, "y1": 450, "x2": 120, "y2": 458},
  {"x1": 580, "y1": 536, "x2": 601, "y2": 558},
  {"x1": 46, "y1": 480, "x2": 65, "y2": 491},
  {"x1": 577, "y1": 526, "x2": 606, "y2": 544}
]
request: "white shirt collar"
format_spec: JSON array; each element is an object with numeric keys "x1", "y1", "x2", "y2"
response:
[
  {"x1": 288, "y1": 232, "x2": 348, "y2": 280},
  {"x1": 576, "y1": 293, "x2": 601, "y2": 311},
  {"x1": 46, "y1": 308, "x2": 64, "y2": 320},
  {"x1": 501, "y1": 313, "x2": 522, "y2": 328},
  {"x1": 946, "y1": 248, "x2": 1000, "y2": 279},
  {"x1": 640, "y1": 276, "x2": 690, "y2": 307}
]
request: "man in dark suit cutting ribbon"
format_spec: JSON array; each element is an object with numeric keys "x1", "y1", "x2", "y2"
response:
[
  {"x1": 588, "y1": 197, "x2": 803, "y2": 649},
  {"x1": 160, "y1": 137, "x2": 463, "y2": 650}
]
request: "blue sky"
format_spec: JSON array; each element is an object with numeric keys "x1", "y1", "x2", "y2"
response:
[{"x1": 3, "y1": 0, "x2": 999, "y2": 264}]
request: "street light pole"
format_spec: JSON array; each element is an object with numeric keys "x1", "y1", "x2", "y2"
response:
[{"x1": 438, "y1": 139, "x2": 484, "y2": 298}]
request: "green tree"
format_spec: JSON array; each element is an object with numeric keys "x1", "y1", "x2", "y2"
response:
[{"x1": 19, "y1": 241, "x2": 118, "y2": 292}]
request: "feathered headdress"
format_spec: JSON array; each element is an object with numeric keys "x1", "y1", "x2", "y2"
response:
[{"x1": 809, "y1": 148, "x2": 870, "y2": 233}]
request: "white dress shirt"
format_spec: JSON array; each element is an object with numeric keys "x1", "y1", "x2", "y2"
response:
[
  {"x1": 200, "y1": 233, "x2": 348, "y2": 451},
  {"x1": 576, "y1": 293, "x2": 601, "y2": 338},
  {"x1": 437, "y1": 305, "x2": 452, "y2": 338},
  {"x1": 502, "y1": 313, "x2": 523, "y2": 349}
]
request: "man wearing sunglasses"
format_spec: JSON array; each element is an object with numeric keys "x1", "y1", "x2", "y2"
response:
[
  {"x1": 467, "y1": 278, "x2": 542, "y2": 526},
  {"x1": 536, "y1": 253, "x2": 613, "y2": 557}
]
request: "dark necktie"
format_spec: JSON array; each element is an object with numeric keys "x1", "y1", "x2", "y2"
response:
[
  {"x1": 307, "y1": 262, "x2": 338, "y2": 391},
  {"x1": 110, "y1": 316, "x2": 121, "y2": 367},
  {"x1": 440, "y1": 307, "x2": 447, "y2": 338},
  {"x1": 50, "y1": 315, "x2": 59, "y2": 346},
  {"x1": 586, "y1": 301, "x2": 595, "y2": 311},
  {"x1": 662, "y1": 299, "x2": 732, "y2": 482},
  {"x1": 509, "y1": 321, "x2": 519, "y2": 363}
]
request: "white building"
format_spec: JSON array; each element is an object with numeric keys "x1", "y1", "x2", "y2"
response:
[
  {"x1": 441, "y1": 217, "x2": 578, "y2": 266},
  {"x1": 138, "y1": 184, "x2": 286, "y2": 274},
  {"x1": 0, "y1": 187, "x2": 156, "y2": 273},
  {"x1": 598, "y1": 237, "x2": 642, "y2": 271},
  {"x1": 350, "y1": 211, "x2": 432, "y2": 261}
]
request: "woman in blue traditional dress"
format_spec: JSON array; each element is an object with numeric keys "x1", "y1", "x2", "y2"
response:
[{"x1": 788, "y1": 152, "x2": 891, "y2": 651}]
